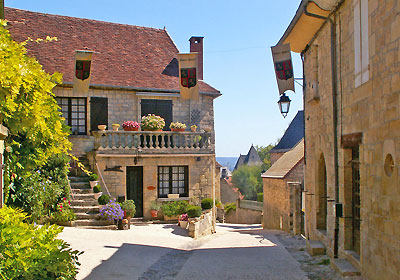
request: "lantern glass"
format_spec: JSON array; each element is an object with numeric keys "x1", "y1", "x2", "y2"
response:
[{"x1": 278, "y1": 93, "x2": 291, "y2": 118}]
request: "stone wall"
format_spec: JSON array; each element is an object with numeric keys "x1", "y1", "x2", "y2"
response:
[
  {"x1": 225, "y1": 199, "x2": 262, "y2": 224},
  {"x1": 93, "y1": 154, "x2": 217, "y2": 220},
  {"x1": 302, "y1": 1, "x2": 400, "y2": 278},
  {"x1": 220, "y1": 178, "x2": 240, "y2": 204}
]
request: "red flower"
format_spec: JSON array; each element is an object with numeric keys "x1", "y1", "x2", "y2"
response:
[
  {"x1": 63, "y1": 197, "x2": 67, "y2": 200},
  {"x1": 68, "y1": 201, "x2": 71, "y2": 205}
]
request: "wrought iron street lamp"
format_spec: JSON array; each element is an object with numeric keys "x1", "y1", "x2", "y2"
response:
[{"x1": 277, "y1": 93, "x2": 291, "y2": 118}]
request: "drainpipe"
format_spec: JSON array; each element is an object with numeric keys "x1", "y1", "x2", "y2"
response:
[{"x1": 304, "y1": 4, "x2": 340, "y2": 258}]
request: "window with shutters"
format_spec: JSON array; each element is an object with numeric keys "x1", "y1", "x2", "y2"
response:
[
  {"x1": 56, "y1": 97, "x2": 87, "y2": 135},
  {"x1": 158, "y1": 166, "x2": 188, "y2": 198},
  {"x1": 354, "y1": 0, "x2": 369, "y2": 87}
]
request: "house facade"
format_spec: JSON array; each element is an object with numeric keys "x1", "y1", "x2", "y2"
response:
[
  {"x1": 6, "y1": 8, "x2": 221, "y2": 219},
  {"x1": 278, "y1": 0, "x2": 399, "y2": 278}
]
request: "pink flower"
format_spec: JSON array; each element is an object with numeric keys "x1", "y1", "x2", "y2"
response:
[
  {"x1": 68, "y1": 201, "x2": 71, "y2": 205},
  {"x1": 63, "y1": 197, "x2": 67, "y2": 200}
]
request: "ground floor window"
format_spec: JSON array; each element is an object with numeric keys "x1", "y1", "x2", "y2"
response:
[
  {"x1": 56, "y1": 97, "x2": 87, "y2": 135},
  {"x1": 158, "y1": 166, "x2": 188, "y2": 198}
]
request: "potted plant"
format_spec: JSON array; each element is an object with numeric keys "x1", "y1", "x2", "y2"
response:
[
  {"x1": 179, "y1": 213, "x2": 189, "y2": 229},
  {"x1": 97, "y1": 124, "x2": 107, "y2": 131},
  {"x1": 89, "y1": 173, "x2": 99, "y2": 189},
  {"x1": 150, "y1": 200, "x2": 161, "y2": 218},
  {"x1": 93, "y1": 184, "x2": 102, "y2": 200},
  {"x1": 190, "y1": 124, "x2": 197, "y2": 132},
  {"x1": 120, "y1": 200, "x2": 136, "y2": 229},
  {"x1": 141, "y1": 114, "x2": 165, "y2": 131},
  {"x1": 112, "y1": 123, "x2": 120, "y2": 131},
  {"x1": 122, "y1": 121, "x2": 140, "y2": 131},
  {"x1": 98, "y1": 194, "x2": 110, "y2": 205},
  {"x1": 170, "y1": 122, "x2": 187, "y2": 132},
  {"x1": 99, "y1": 200, "x2": 124, "y2": 229}
]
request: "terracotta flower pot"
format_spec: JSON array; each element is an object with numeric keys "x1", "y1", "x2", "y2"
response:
[
  {"x1": 143, "y1": 128, "x2": 162, "y2": 132},
  {"x1": 171, "y1": 128, "x2": 185, "y2": 132},
  {"x1": 150, "y1": 209, "x2": 158, "y2": 218},
  {"x1": 89, "y1": 181, "x2": 99, "y2": 188},
  {"x1": 123, "y1": 127, "x2": 139, "y2": 131}
]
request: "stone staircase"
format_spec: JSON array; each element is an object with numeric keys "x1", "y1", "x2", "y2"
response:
[{"x1": 69, "y1": 175, "x2": 116, "y2": 230}]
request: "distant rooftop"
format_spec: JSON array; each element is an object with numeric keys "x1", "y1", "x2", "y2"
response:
[{"x1": 234, "y1": 145, "x2": 262, "y2": 170}]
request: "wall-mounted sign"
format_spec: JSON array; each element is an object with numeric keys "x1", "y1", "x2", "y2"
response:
[
  {"x1": 73, "y1": 50, "x2": 93, "y2": 95},
  {"x1": 178, "y1": 53, "x2": 199, "y2": 100}
]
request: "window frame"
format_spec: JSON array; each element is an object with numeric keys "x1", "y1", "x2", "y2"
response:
[
  {"x1": 157, "y1": 166, "x2": 189, "y2": 198},
  {"x1": 56, "y1": 97, "x2": 87, "y2": 135}
]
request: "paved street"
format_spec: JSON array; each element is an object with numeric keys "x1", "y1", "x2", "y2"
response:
[{"x1": 60, "y1": 224, "x2": 309, "y2": 280}]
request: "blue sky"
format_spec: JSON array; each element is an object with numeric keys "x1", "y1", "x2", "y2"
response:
[{"x1": 5, "y1": 0, "x2": 303, "y2": 157}]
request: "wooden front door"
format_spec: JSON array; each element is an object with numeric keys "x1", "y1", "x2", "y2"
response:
[
  {"x1": 351, "y1": 147, "x2": 361, "y2": 254},
  {"x1": 126, "y1": 167, "x2": 143, "y2": 217}
]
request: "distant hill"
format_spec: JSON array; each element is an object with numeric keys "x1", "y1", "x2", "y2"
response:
[{"x1": 216, "y1": 157, "x2": 238, "y2": 171}]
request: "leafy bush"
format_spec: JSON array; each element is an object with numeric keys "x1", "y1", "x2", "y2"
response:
[
  {"x1": 187, "y1": 205, "x2": 202, "y2": 218},
  {"x1": 98, "y1": 194, "x2": 110, "y2": 205},
  {"x1": 93, "y1": 184, "x2": 101, "y2": 193},
  {"x1": 161, "y1": 200, "x2": 188, "y2": 217},
  {"x1": 231, "y1": 165, "x2": 263, "y2": 200},
  {"x1": 224, "y1": 202, "x2": 236, "y2": 215},
  {"x1": 257, "y1": 192, "x2": 263, "y2": 202},
  {"x1": 99, "y1": 200, "x2": 124, "y2": 221},
  {"x1": 89, "y1": 173, "x2": 99, "y2": 181},
  {"x1": 51, "y1": 198, "x2": 76, "y2": 223},
  {"x1": 0, "y1": 207, "x2": 82, "y2": 279},
  {"x1": 201, "y1": 198, "x2": 220, "y2": 210},
  {"x1": 121, "y1": 200, "x2": 136, "y2": 217}
]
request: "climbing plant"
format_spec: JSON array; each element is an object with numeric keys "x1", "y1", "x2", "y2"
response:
[{"x1": 0, "y1": 20, "x2": 72, "y2": 204}]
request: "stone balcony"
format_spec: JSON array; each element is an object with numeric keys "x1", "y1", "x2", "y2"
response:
[{"x1": 93, "y1": 131, "x2": 214, "y2": 155}]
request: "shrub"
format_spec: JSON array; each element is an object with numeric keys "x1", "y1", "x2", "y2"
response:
[
  {"x1": 224, "y1": 202, "x2": 236, "y2": 215},
  {"x1": 187, "y1": 205, "x2": 202, "y2": 218},
  {"x1": 89, "y1": 173, "x2": 99, "y2": 181},
  {"x1": 51, "y1": 197, "x2": 76, "y2": 223},
  {"x1": 99, "y1": 200, "x2": 124, "y2": 221},
  {"x1": 257, "y1": 192, "x2": 263, "y2": 202},
  {"x1": 161, "y1": 201, "x2": 176, "y2": 217},
  {"x1": 121, "y1": 200, "x2": 136, "y2": 217},
  {"x1": 98, "y1": 194, "x2": 110, "y2": 205},
  {"x1": 0, "y1": 207, "x2": 82, "y2": 279},
  {"x1": 93, "y1": 184, "x2": 101, "y2": 193},
  {"x1": 201, "y1": 198, "x2": 220, "y2": 210},
  {"x1": 161, "y1": 200, "x2": 188, "y2": 217}
]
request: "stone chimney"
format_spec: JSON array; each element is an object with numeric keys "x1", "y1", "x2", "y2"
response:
[{"x1": 189, "y1": 36, "x2": 204, "y2": 80}]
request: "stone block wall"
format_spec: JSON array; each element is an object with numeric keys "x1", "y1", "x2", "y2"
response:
[
  {"x1": 94, "y1": 154, "x2": 217, "y2": 219},
  {"x1": 302, "y1": 0, "x2": 400, "y2": 278},
  {"x1": 263, "y1": 178, "x2": 290, "y2": 231},
  {"x1": 225, "y1": 200, "x2": 262, "y2": 224}
]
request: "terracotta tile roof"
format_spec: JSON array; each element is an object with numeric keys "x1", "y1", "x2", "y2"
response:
[
  {"x1": 4, "y1": 7, "x2": 220, "y2": 95},
  {"x1": 262, "y1": 139, "x2": 304, "y2": 179}
]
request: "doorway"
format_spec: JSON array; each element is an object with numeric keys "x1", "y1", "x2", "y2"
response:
[{"x1": 126, "y1": 166, "x2": 143, "y2": 217}]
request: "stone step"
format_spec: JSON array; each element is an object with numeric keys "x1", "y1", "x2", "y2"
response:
[
  {"x1": 70, "y1": 181, "x2": 90, "y2": 189},
  {"x1": 74, "y1": 219, "x2": 114, "y2": 227},
  {"x1": 72, "y1": 193, "x2": 96, "y2": 200},
  {"x1": 77, "y1": 225, "x2": 117, "y2": 230},
  {"x1": 70, "y1": 199, "x2": 98, "y2": 207},
  {"x1": 71, "y1": 205, "x2": 100, "y2": 214},
  {"x1": 71, "y1": 188, "x2": 93, "y2": 194},
  {"x1": 69, "y1": 176, "x2": 89, "y2": 182},
  {"x1": 75, "y1": 213, "x2": 100, "y2": 220},
  {"x1": 306, "y1": 240, "x2": 326, "y2": 256},
  {"x1": 331, "y1": 259, "x2": 361, "y2": 276}
]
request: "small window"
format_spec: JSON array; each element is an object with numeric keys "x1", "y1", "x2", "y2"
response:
[
  {"x1": 56, "y1": 97, "x2": 87, "y2": 135},
  {"x1": 158, "y1": 166, "x2": 188, "y2": 198}
]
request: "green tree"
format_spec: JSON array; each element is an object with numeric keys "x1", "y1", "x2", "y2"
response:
[
  {"x1": 231, "y1": 165, "x2": 263, "y2": 200},
  {"x1": 0, "y1": 20, "x2": 71, "y2": 203},
  {"x1": 255, "y1": 144, "x2": 275, "y2": 171}
]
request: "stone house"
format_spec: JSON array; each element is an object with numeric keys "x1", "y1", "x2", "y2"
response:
[
  {"x1": 6, "y1": 7, "x2": 221, "y2": 219},
  {"x1": 277, "y1": 0, "x2": 399, "y2": 278},
  {"x1": 262, "y1": 139, "x2": 304, "y2": 234}
]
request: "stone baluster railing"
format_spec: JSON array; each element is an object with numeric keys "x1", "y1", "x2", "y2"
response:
[{"x1": 93, "y1": 131, "x2": 213, "y2": 153}]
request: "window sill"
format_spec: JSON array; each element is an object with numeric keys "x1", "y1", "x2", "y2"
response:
[{"x1": 157, "y1": 197, "x2": 189, "y2": 202}]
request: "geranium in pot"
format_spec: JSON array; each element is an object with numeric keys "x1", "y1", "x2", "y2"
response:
[
  {"x1": 141, "y1": 114, "x2": 165, "y2": 131},
  {"x1": 150, "y1": 200, "x2": 161, "y2": 218},
  {"x1": 121, "y1": 200, "x2": 136, "y2": 229},
  {"x1": 170, "y1": 122, "x2": 187, "y2": 132},
  {"x1": 122, "y1": 121, "x2": 140, "y2": 131},
  {"x1": 179, "y1": 213, "x2": 189, "y2": 229}
]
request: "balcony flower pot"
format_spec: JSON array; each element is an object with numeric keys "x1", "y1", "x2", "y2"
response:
[
  {"x1": 143, "y1": 128, "x2": 162, "y2": 132},
  {"x1": 112, "y1": 124, "x2": 120, "y2": 131},
  {"x1": 190, "y1": 125, "x2": 197, "y2": 132},
  {"x1": 170, "y1": 121, "x2": 186, "y2": 132},
  {"x1": 124, "y1": 127, "x2": 139, "y2": 131},
  {"x1": 122, "y1": 121, "x2": 140, "y2": 131},
  {"x1": 98, "y1": 124, "x2": 107, "y2": 131},
  {"x1": 171, "y1": 128, "x2": 185, "y2": 132},
  {"x1": 141, "y1": 114, "x2": 165, "y2": 131}
]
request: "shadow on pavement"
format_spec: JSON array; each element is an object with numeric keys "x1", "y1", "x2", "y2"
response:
[{"x1": 162, "y1": 224, "x2": 188, "y2": 237}]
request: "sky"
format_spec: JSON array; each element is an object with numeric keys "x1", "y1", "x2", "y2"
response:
[{"x1": 5, "y1": 0, "x2": 304, "y2": 157}]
